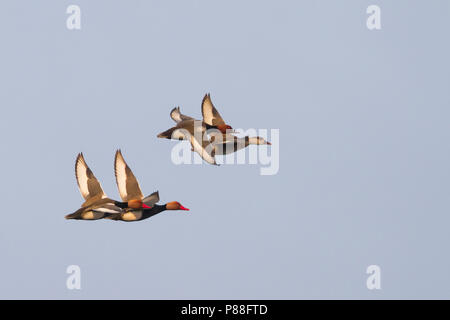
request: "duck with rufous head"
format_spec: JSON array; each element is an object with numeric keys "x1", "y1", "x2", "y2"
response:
[{"x1": 106, "y1": 150, "x2": 189, "y2": 222}]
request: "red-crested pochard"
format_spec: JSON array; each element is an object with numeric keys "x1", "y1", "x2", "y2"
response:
[
  {"x1": 106, "y1": 150, "x2": 189, "y2": 221},
  {"x1": 157, "y1": 93, "x2": 235, "y2": 165},
  {"x1": 65, "y1": 153, "x2": 122, "y2": 220}
]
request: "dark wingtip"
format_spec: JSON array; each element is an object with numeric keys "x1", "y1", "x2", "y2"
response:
[{"x1": 115, "y1": 149, "x2": 123, "y2": 160}]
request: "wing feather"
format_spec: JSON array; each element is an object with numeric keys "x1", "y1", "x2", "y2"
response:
[
  {"x1": 201, "y1": 93, "x2": 226, "y2": 126},
  {"x1": 189, "y1": 134, "x2": 218, "y2": 165},
  {"x1": 75, "y1": 153, "x2": 106, "y2": 201},
  {"x1": 143, "y1": 191, "x2": 160, "y2": 207},
  {"x1": 170, "y1": 106, "x2": 194, "y2": 123},
  {"x1": 114, "y1": 150, "x2": 144, "y2": 202}
]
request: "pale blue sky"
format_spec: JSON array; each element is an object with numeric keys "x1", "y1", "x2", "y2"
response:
[{"x1": 0, "y1": 0, "x2": 449, "y2": 299}]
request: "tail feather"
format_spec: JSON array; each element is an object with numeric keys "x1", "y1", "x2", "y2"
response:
[
  {"x1": 65, "y1": 208, "x2": 82, "y2": 220},
  {"x1": 157, "y1": 127, "x2": 176, "y2": 139}
]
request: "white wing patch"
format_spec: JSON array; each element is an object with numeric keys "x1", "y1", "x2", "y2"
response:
[
  {"x1": 94, "y1": 207, "x2": 122, "y2": 214},
  {"x1": 170, "y1": 107, "x2": 183, "y2": 123},
  {"x1": 75, "y1": 153, "x2": 106, "y2": 200},
  {"x1": 76, "y1": 156, "x2": 90, "y2": 200},
  {"x1": 170, "y1": 107, "x2": 194, "y2": 123},
  {"x1": 201, "y1": 93, "x2": 225, "y2": 126},
  {"x1": 202, "y1": 98, "x2": 214, "y2": 125},
  {"x1": 190, "y1": 135, "x2": 217, "y2": 165},
  {"x1": 115, "y1": 151, "x2": 129, "y2": 201}
]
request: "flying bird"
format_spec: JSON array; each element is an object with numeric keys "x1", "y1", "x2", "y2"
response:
[
  {"x1": 157, "y1": 93, "x2": 234, "y2": 165},
  {"x1": 200, "y1": 93, "x2": 234, "y2": 133},
  {"x1": 106, "y1": 150, "x2": 189, "y2": 222},
  {"x1": 65, "y1": 153, "x2": 122, "y2": 220},
  {"x1": 158, "y1": 93, "x2": 271, "y2": 162}
]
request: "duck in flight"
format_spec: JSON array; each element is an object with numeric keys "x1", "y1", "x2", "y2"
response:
[
  {"x1": 159, "y1": 93, "x2": 271, "y2": 162},
  {"x1": 65, "y1": 153, "x2": 122, "y2": 220},
  {"x1": 106, "y1": 150, "x2": 189, "y2": 222},
  {"x1": 157, "y1": 93, "x2": 234, "y2": 165}
]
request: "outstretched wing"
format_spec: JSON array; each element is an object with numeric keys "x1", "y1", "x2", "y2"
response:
[
  {"x1": 114, "y1": 150, "x2": 144, "y2": 202},
  {"x1": 189, "y1": 133, "x2": 218, "y2": 165},
  {"x1": 143, "y1": 191, "x2": 160, "y2": 207},
  {"x1": 201, "y1": 93, "x2": 226, "y2": 126},
  {"x1": 170, "y1": 106, "x2": 194, "y2": 123},
  {"x1": 75, "y1": 153, "x2": 107, "y2": 201}
]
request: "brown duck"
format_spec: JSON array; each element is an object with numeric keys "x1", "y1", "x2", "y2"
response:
[
  {"x1": 157, "y1": 93, "x2": 234, "y2": 165},
  {"x1": 65, "y1": 153, "x2": 122, "y2": 220}
]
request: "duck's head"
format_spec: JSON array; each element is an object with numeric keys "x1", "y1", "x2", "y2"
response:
[
  {"x1": 249, "y1": 136, "x2": 272, "y2": 145},
  {"x1": 128, "y1": 199, "x2": 152, "y2": 209},
  {"x1": 217, "y1": 124, "x2": 233, "y2": 134},
  {"x1": 166, "y1": 201, "x2": 190, "y2": 211}
]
